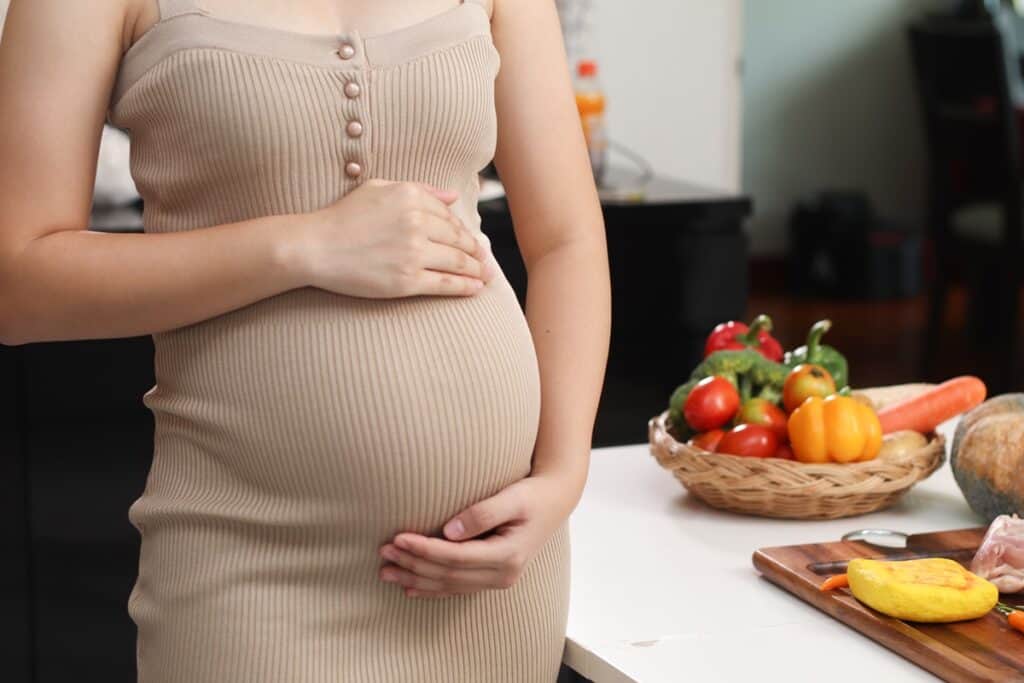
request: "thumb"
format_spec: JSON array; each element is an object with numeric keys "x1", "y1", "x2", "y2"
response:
[
  {"x1": 443, "y1": 487, "x2": 524, "y2": 541},
  {"x1": 419, "y1": 183, "x2": 459, "y2": 205}
]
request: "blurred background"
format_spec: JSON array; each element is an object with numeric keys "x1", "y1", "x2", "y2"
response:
[{"x1": 4, "y1": 0, "x2": 1024, "y2": 681}]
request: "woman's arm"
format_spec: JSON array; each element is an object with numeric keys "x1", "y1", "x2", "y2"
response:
[
  {"x1": 490, "y1": 0, "x2": 610, "y2": 495},
  {"x1": 0, "y1": 0, "x2": 490, "y2": 346},
  {"x1": 0, "y1": 0, "x2": 293, "y2": 344},
  {"x1": 378, "y1": 0, "x2": 610, "y2": 597}
]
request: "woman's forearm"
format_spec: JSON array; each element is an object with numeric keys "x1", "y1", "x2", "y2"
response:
[
  {"x1": 0, "y1": 214, "x2": 306, "y2": 345},
  {"x1": 524, "y1": 233, "x2": 611, "y2": 506}
]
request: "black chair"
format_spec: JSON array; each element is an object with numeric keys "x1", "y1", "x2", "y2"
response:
[{"x1": 908, "y1": 13, "x2": 1024, "y2": 392}]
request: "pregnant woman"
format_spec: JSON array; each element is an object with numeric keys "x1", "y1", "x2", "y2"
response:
[{"x1": 0, "y1": 0, "x2": 610, "y2": 680}]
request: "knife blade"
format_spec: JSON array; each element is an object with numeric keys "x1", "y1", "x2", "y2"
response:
[{"x1": 807, "y1": 547, "x2": 977, "y2": 575}]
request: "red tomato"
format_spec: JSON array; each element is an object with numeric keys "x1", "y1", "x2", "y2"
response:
[
  {"x1": 774, "y1": 443, "x2": 795, "y2": 460},
  {"x1": 683, "y1": 376, "x2": 740, "y2": 432},
  {"x1": 735, "y1": 398, "x2": 789, "y2": 442},
  {"x1": 715, "y1": 424, "x2": 779, "y2": 459},
  {"x1": 689, "y1": 430, "x2": 725, "y2": 453},
  {"x1": 783, "y1": 364, "x2": 836, "y2": 413}
]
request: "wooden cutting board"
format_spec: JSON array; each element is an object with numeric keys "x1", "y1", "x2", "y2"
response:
[{"x1": 753, "y1": 528, "x2": 1024, "y2": 683}]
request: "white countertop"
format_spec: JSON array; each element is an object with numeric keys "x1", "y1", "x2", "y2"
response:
[{"x1": 564, "y1": 421, "x2": 982, "y2": 682}]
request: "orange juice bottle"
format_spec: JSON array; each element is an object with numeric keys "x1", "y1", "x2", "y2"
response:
[{"x1": 574, "y1": 59, "x2": 607, "y2": 183}]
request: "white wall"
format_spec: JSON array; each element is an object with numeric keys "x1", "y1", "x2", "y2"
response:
[
  {"x1": 589, "y1": 0, "x2": 743, "y2": 191},
  {"x1": 0, "y1": 0, "x2": 744, "y2": 193},
  {"x1": 743, "y1": 0, "x2": 946, "y2": 255}
]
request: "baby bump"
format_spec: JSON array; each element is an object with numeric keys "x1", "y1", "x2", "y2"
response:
[{"x1": 139, "y1": 273, "x2": 541, "y2": 534}]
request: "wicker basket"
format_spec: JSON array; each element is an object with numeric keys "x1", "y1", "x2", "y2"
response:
[{"x1": 648, "y1": 386, "x2": 946, "y2": 519}]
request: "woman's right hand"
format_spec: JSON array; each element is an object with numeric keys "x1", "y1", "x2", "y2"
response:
[{"x1": 293, "y1": 179, "x2": 495, "y2": 299}]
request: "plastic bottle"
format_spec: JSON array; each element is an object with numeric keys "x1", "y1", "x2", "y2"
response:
[{"x1": 574, "y1": 59, "x2": 607, "y2": 183}]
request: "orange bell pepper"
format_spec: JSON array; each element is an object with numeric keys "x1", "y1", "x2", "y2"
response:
[{"x1": 787, "y1": 394, "x2": 883, "y2": 463}]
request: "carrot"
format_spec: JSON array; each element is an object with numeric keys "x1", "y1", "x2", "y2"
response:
[
  {"x1": 996, "y1": 603, "x2": 1024, "y2": 633},
  {"x1": 1009, "y1": 612, "x2": 1024, "y2": 634},
  {"x1": 877, "y1": 376, "x2": 987, "y2": 434},
  {"x1": 820, "y1": 574, "x2": 849, "y2": 591}
]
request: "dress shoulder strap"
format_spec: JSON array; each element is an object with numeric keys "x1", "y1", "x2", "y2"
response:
[{"x1": 157, "y1": 0, "x2": 205, "y2": 20}]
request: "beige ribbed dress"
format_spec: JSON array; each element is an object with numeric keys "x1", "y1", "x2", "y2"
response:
[{"x1": 106, "y1": 1, "x2": 570, "y2": 680}]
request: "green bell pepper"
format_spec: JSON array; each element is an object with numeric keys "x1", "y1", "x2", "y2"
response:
[{"x1": 784, "y1": 319, "x2": 849, "y2": 390}]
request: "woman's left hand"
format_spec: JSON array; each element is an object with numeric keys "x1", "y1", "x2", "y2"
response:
[{"x1": 377, "y1": 472, "x2": 579, "y2": 598}]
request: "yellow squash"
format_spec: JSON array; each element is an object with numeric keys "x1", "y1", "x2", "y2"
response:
[{"x1": 846, "y1": 558, "x2": 998, "y2": 622}]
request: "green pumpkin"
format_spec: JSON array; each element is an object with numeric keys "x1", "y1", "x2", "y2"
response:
[{"x1": 951, "y1": 394, "x2": 1024, "y2": 522}]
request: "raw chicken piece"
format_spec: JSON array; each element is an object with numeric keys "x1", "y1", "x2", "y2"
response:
[{"x1": 970, "y1": 514, "x2": 1024, "y2": 593}]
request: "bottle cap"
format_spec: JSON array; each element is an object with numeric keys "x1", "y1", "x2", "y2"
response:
[{"x1": 577, "y1": 60, "x2": 598, "y2": 77}]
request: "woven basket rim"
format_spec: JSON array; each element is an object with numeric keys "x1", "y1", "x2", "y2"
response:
[
  {"x1": 649, "y1": 411, "x2": 945, "y2": 473},
  {"x1": 647, "y1": 409, "x2": 946, "y2": 519}
]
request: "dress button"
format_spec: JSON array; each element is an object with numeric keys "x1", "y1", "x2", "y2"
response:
[
  {"x1": 338, "y1": 43, "x2": 356, "y2": 60},
  {"x1": 344, "y1": 82, "x2": 361, "y2": 98},
  {"x1": 345, "y1": 162, "x2": 363, "y2": 178},
  {"x1": 346, "y1": 120, "x2": 364, "y2": 138}
]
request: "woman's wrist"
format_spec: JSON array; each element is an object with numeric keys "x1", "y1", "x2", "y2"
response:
[
  {"x1": 266, "y1": 211, "x2": 327, "y2": 291},
  {"x1": 532, "y1": 445, "x2": 590, "y2": 482},
  {"x1": 530, "y1": 457, "x2": 589, "y2": 516}
]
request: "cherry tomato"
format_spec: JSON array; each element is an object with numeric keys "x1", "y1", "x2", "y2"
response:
[
  {"x1": 683, "y1": 376, "x2": 740, "y2": 432},
  {"x1": 689, "y1": 429, "x2": 725, "y2": 453},
  {"x1": 715, "y1": 424, "x2": 779, "y2": 459},
  {"x1": 774, "y1": 443, "x2": 796, "y2": 460},
  {"x1": 735, "y1": 398, "x2": 788, "y2": 442},
  {"x1": 783, "y1": 363, "x2": 836, "y2": 413}
]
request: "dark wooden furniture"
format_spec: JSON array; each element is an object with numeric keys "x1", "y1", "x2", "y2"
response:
[
  {"x1": 482, "y1": 167, "x2": 752, "y2": 447},
  {"x1": 2, "y1": 343, "x2": 32, "y2": 683},
  {"x1": 4, "y1": 177, "x2": 750, "y2": 681},
  {"x1": 908, "y1": 15, "x2": 1024, "y2": 392}
]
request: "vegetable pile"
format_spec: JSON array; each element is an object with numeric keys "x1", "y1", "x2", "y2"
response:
[{"x1": 667, "y1": 314, "x2": 988, "y2": 463}]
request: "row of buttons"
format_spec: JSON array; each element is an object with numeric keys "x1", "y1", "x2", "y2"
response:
[{"x1": 338, "y1": 50, "x2": 364, "y2": 178}]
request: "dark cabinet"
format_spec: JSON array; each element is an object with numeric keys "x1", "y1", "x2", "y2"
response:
[
  {"x1": 1, "y1": 346, "x2": 32, "y2": 682},
  {"x1": 4, "y1": 337, "x2": 155, "y2": 683},
  {"x1": 482, "y1": 170, "x2": 751, "y2": 446}
]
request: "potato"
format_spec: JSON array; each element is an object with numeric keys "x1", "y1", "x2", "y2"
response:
[{"x1": 879, "y1": 430, "x2": 928, "y2": 458}]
